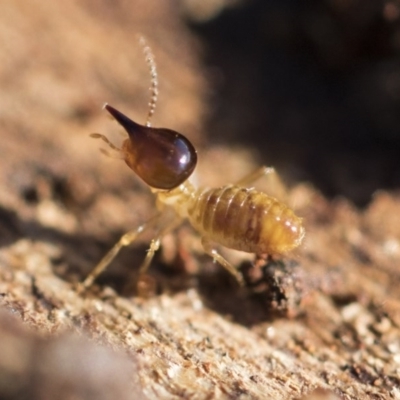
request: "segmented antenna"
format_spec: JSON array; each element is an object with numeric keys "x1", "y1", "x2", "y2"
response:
[{"x1": 138, "y1": 36, "x2": 158, "y2": 127}]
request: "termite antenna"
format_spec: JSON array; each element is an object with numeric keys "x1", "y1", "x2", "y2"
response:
[{"x1": 138, "y1": 36, "x2": 158, "y2": 127}]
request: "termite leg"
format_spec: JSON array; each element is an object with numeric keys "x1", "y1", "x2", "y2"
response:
[
  {"x1": 235, "y1": 166, "x2": 275, "y2": 186},
  {"x1": 137, "y1": 217, "x2": 182, "y2": 277},
  {"x1": 81, "y1": 213, "x2": 162, "y2": 289},
  {"x1": 138, "y1": 238, "x2": 161, "y2": 275},
  {"x1": 235, "y1": 166, "x2": 287, "y2": 200},
  {"x1": 201, "y1": 237, "x2": 244, "y2": 286}
]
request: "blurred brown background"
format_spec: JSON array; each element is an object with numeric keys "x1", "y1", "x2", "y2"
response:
[{"x1": 188, "y1": 0, "x2": 400, "y2": 207}]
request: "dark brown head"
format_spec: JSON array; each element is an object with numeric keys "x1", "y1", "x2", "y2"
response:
[{"x1": 105, "y1": 104, "x2": 197, "y2": 190}]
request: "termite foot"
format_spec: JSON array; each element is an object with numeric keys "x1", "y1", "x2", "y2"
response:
[
  {"x1": 135, "y1": 274, "x2": 158, "y2": 298},
  {"x1": 74, "y1": 280, "x2": 100, "y2": 296}
]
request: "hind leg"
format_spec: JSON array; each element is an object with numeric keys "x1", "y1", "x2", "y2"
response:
[
  {"x1": 201, "y1": 237, "x2": 244, "y2": 285},
  {"x1": 235, "y1": 166, "x2": 287, "y2": 200}
]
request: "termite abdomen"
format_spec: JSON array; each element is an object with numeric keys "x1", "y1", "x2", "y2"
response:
[
  {"x1": 189, "y1": 186, "x2": 304, "y2": 256},
  {"x1": 105, "y1": 104, "x2": 197, "y2": 190}
]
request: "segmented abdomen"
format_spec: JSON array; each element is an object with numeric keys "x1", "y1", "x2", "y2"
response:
[{"x1": 188, "y1": 185, "x2": 304, "y2": 255}]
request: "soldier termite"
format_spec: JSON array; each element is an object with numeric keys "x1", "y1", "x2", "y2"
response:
[{"x1": 81, "y1": 38, "x2": 305, "y2": 289}]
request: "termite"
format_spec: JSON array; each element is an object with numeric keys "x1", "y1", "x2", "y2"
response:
[{"x1": 82, "y1": 38, "x2": 305, "y2": 289}]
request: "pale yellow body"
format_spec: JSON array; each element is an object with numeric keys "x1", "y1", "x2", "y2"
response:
[
  {"x1": 156, "y1": 181, "x2": 304, "y2": 257},
  {"x1": 82, "y1": 170, "x2": 305, "y2": 289}
]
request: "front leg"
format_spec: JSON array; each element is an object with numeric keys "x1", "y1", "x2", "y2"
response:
[{"x1": 81, "y1": 213, "x2": 162, "y2": 289}]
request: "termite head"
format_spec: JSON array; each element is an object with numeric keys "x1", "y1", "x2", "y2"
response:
[
  {"x1": 92, "y1": 39, "x2": 197, "y2": 190},
  {"x1": 104, "y1": 104, "x2": 197, "y2": 190}
]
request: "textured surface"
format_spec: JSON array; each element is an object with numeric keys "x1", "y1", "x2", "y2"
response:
[{"x1": 0, "y1": 1, "x2": 399, "y2": 399}]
